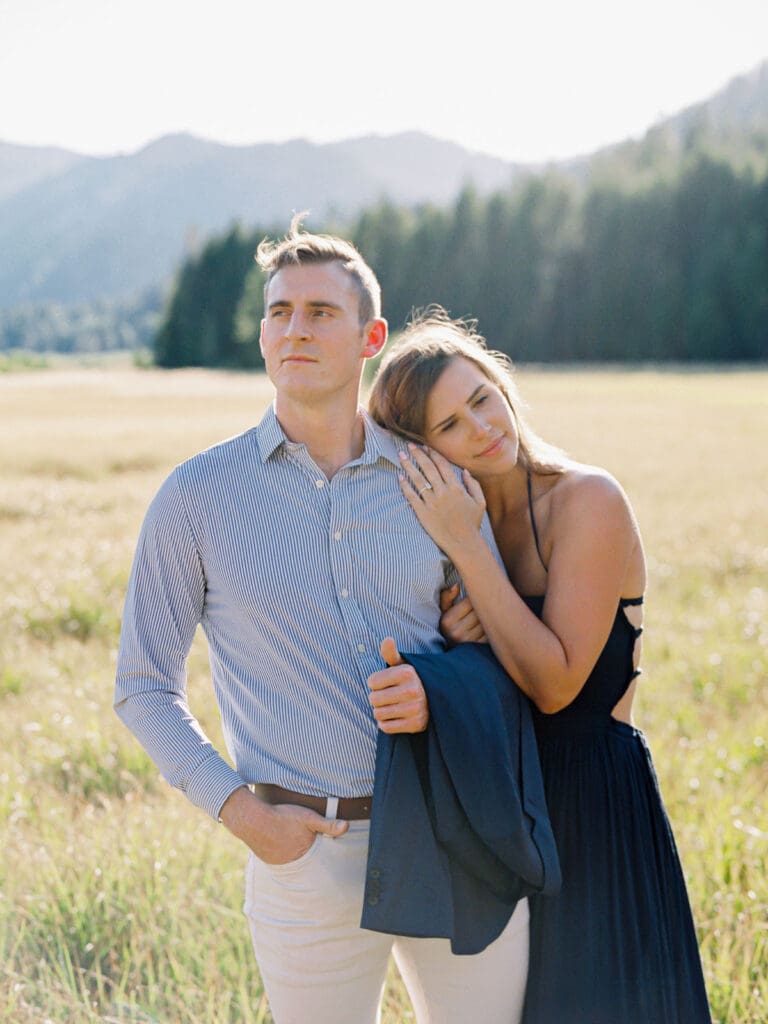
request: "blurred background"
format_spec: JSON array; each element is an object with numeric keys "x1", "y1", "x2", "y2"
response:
[
  {"x1": 1, "y1": 0, "x2": 768, "y2": 368},
  {"x1": 2, "y1": 4, "x2": 767, "y2": 1022}
]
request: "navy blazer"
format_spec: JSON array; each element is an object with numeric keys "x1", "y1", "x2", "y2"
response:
[{"x1": 361, "y1": 642, "x2": 561, "y2": 955}]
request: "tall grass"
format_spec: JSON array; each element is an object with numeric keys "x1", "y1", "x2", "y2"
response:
[{"x1": 1, "y1": 365, "x2": 765, "y2": 1023}]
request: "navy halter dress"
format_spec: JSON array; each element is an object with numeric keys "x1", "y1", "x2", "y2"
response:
[{"x1": 521, "y1": 479, "x2": 711, "y2": 1023}]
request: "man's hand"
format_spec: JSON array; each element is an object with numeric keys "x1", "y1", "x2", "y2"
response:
[
  {"x1": 367, "y1": 638, "x2": 429, "y2": 734},
  {"x1": 219, "y1": 786, "x2": 348, "y2": 863}
]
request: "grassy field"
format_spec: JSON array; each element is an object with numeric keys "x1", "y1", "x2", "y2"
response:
[{"x1": 0, "y1": 365, "x2": 766, "y2": 1023}]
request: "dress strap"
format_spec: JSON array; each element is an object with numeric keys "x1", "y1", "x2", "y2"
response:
[{"x1": 527, "y1": 472, "x2": 547, "y2": 571}]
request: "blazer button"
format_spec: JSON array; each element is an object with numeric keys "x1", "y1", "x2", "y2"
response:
[
  {"x1": 367, "y1": 895, "x2": 379, "y2": 906},
  {"x1": 369, "y1": 868, "x2": 381, "y2": 878}
]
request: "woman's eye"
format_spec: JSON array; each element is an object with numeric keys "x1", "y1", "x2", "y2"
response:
[{"x1": 473, "y1": 394, "x2": 488, "y2": 406}]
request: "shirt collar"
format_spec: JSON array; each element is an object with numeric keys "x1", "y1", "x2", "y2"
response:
[
  {"x1": 255, "y1": 404, "x2": 288, "y2": 463},
  {"x1": 359, "y1": 409, "x2": 405, "y2": 469},
  {"x1": 255, "y1": 403, "x2": 404, "y2": 470}
]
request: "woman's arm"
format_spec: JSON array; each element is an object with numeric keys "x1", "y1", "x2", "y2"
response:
[{"x1": 399, "y1": 448, "x2": 642, "y2": 713}]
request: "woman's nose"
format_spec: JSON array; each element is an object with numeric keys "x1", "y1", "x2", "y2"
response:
[{"x1": 470, "y1": 414, "x2": 491, "y2": 437}]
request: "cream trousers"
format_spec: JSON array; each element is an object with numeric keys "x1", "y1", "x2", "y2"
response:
[{"x1": 243, "y1": 819, "x2": 529, "y2": 1024}]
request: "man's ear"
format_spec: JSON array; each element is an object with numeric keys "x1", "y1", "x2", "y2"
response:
[
  {"x1": 362, "y1": 318, "x2": 388, "y2": 360},
  {"x1": 259, "y1": 319, "x2": 266, "y2": 358}
]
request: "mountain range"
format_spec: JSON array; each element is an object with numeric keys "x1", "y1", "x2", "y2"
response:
[{"x1": 0, "y1": 59, "x2": 766, "y2": 311}]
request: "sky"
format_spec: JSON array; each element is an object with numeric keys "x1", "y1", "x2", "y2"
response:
[{"x1": 2, "y1": 0, "x2": 768, "y2": 164}]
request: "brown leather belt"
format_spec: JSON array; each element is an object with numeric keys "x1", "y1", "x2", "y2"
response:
[{"x1": 251, "y1": 783, "x2": 372, "y2": 820}]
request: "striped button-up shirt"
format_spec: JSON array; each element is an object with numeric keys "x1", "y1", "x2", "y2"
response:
[{"x1": 115, "y1": 406, "x2": 463, "y2": 820}]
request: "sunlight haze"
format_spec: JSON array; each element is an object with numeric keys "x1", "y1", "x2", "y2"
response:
[{"x1": 2, "y1": 0, "x2": 768, "y2": 161}]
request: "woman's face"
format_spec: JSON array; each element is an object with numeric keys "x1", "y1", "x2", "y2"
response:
[{"x1": 423, "y1": 357, "x2": 519, "y2": 477}]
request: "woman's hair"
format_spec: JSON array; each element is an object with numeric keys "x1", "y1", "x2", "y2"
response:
[{"x1": 368, "y1": 307, "x2": 567, "y2": 474}]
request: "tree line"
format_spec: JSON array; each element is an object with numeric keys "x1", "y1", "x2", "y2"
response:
[
  {"x1": 0, "y1": 289, "x2": 162, "y2": 355},
  {"x1": 155, "y1": 151, "x2": 768, "y2": 368}
]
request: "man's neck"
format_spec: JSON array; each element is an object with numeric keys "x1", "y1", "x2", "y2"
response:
[{"x1": 273, "y1": 394, "x2": 366, "y2": 479}]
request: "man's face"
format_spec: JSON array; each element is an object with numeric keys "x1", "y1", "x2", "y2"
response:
[{"x1": 260, "y1": 261, "x2": 384, "y2": 405}]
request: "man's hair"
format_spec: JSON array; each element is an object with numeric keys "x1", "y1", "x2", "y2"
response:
[
  {"x1": 255, "y1": 213, "x2": 382, "y2": 326},
  {"x1": 368, "y1": 307, "x2": 567, "y2": 475}
]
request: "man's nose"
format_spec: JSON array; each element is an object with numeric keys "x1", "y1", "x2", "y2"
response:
[{"x1": 286, "y1": 312, "x2": 310, "y2": 339}]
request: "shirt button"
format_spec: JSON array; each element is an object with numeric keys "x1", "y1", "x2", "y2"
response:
[
  {"x1": 357, "y1": 643, "x2": 366, "y2": 653},
  {"x1": 340, "y1": 589, "x2": 349, "y2": 598},
  {"x1": 334, "y1": 531, "x2": 342, "y2": 541},
  {"x1": 315, "y1": 479, "x2": 325, "y2": 488}
]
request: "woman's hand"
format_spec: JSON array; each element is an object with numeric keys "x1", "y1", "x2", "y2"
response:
[
  {"x1": 439, "y1": 584, "x2": 487, "y2": 644},
  {"x1": 398, "y1": 444, "x2": 486, "y2": 558}
]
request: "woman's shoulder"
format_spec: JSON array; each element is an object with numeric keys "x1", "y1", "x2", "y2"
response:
[{"x1": 546, "y1": 462, "x2": 634, "y2": 524}]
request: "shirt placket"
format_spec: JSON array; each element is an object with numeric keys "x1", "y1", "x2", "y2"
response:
[{"x1": 327, "y1": 467, "x2": 376, "y2": 662}]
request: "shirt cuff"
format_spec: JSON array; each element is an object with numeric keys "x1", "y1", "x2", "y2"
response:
[{"x1": 185, "y1": 755, "x2": 249, "y2": 821}]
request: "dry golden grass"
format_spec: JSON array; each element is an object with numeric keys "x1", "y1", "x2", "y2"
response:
[{"x1": 1, "y1": 365, "x2": 766, "y2": 1023}]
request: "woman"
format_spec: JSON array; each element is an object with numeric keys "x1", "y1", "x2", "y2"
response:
[{"x1": 368, "y1": 309, "x2": 710, "y2": 1023}]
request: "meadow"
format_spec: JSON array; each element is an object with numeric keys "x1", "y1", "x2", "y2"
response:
[{"x1": 0, "y1": 365, "x2": 766, "y2": 1023}]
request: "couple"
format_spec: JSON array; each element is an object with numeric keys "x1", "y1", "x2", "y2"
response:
[{"x1": 115, "y1": 219, "x2": 710, "y2": 1023}]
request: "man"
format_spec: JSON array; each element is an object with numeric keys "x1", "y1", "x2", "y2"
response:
[{"x1": 114, "y1": 217, "x2": 529, "y2": 1023}]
